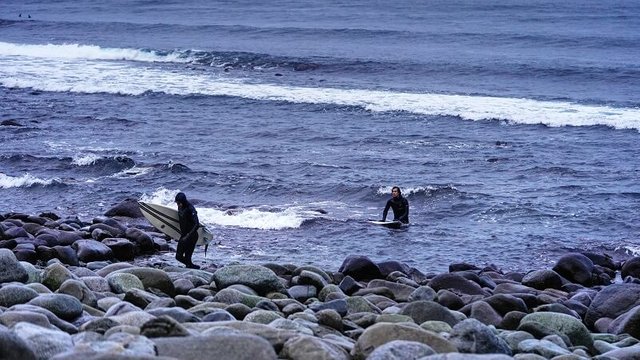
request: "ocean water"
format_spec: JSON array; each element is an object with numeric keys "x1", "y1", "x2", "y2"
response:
[{"x1": 1, "y1": 0, "x2": 639, "y2": 272}]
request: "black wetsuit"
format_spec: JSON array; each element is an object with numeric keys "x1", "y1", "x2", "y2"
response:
[
  {"x1": 176, "y1": 200, "x2": 199, "y2": 268},
  {"x1": 382, "y1": 196, "x2": 409, "y2": 224}
]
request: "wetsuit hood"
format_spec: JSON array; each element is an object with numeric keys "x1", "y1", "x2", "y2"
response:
[{"x1": 175, "y1": 192, "x2": 187, "y2": 204}]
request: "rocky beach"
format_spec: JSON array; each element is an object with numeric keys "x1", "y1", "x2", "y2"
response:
[{"x1": 1, "y1": 199, "x2": 640, "y2": 360}]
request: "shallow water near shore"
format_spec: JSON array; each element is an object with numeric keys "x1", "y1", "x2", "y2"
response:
[{"x1": 1, "y1": 0, "x2": 639, "y2": 273}]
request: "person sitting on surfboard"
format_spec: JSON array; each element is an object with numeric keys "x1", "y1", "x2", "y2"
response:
[
  {"x1": 175, "y1": 192, "x2": 200, "y2": 269},
  {"x1": 382, "y1": 186, "x2": 409, "y2": 224}
]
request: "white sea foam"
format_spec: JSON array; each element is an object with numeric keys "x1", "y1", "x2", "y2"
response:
[
  {"x1": 109, "y1": 166, "x2": 152, "y2": 178},
  {"x1": 0, "y1": 41, "x2": 190, "y2": 63},
  {"x1": 376, "y1": 185, "x2": 441, "y2": 196},
  {"x1": 71, "y1": 154, "x2": 101, "y2": 166},
  {"x1": 2, "y1": 42, "x2": 639, "y2": 130},
  {"x1": 0, "y1": 173, "x2": 56, "y2": 188}
]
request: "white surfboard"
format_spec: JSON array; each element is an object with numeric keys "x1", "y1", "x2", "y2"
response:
[
  {"x1": 368, "y1": 219, "x2": 407, "y2": 229},
  {"x1": 138, "y1": 201, "x2": 213, "y2": 246}
]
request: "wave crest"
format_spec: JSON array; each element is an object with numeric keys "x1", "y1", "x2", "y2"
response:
[{"x1": 0, "y1": 172, "x2": 60, "y2": 188}]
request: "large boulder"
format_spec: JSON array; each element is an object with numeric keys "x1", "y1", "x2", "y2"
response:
[
  {"x1": 27, "y1": 293, "x2": 84, "y2": 321},
  {"x1": 607, "y1": 304, "x2": 640, "y2": 339},
  {"x1": 104, "y1": 198, "x2": 144, "y2": 218},
  {"x1": 153, "y1": 333, "x2": 277, "y2": 360},
  {"x1": 400, "y1": 300, "x2": 459, "y2": 326},
  {"x1": 520, "y1": 312, "x2": 593, "y2": 348},
  {"x1": 0, "y1": 284, "x2": 39, "y2": 307},
  {"x1": 521, "y1": 269, "x2": 564, "y2": 290},
  {"x1": 622, "y1": 257, "x2": 640, "y2": 280},
  {"x1": 0, "y1": 248, "x2": 28, "y2": 283},
  {"x1": 338, "y1": 255, "x2": 383, "y2": 282},
  {"x1": 213, "y1": 265, "x2": 285, "y2": 295},
  {"x1": 0, "y1": 328, "x2": 37, "y2": 360},
  {"x1": 352, "y1": 322, "x2": 456, "y2": 360},
  {"x1": 113, "y1": 267, "x2": 176, "y2": 297},
  {"x1": 552, "y1": 253, "x2": 595, "y2": 286},
  {"x1": 449, "y1": 318, "x2": 511, "y2": 355},
  {"x1": 428, "y1": 273, "x2": 487, "y2": 296},
  {"x1": 72, "y1": 239, "x2": 113, "y2": 262},
  {"x1": 585, "y1": 283, "x2": 640, "y2": 328}
]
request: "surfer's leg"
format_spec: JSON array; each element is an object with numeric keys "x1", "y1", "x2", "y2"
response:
[
  {"x1": 184, "y1": 235, "x2": 199, "y2": 268},
  {"x1": 176, "y1": 240, "x2": 186, "y2": 264}
]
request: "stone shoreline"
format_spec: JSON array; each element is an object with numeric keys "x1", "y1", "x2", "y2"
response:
[{"x1": 2, "y1": 201, "x2": 640, "y2": 359}]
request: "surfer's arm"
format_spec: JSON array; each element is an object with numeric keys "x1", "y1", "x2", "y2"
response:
[
  {"x1": 181, "y1": 210, "x2": 199, "y2": 240},
  {"x1": 382, "y1": 200, "x2": 391, "y2": 221},
  {"x1": 397, "y1": 199, "x2": 409, "y2": 222}
]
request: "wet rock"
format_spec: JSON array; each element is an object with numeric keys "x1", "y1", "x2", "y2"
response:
[
  {"x1": 213, "y1": 264, "x2": 285, "y2": 295},
  {"x1": 352, "y1": 322, "x2": 456, "y2": 359},
  {"x1": 338, "y1": 255, "x2": 383, "y2": 281},
  {"x1": 0, "y1": 284, "x2": 39, "y2": 307},
  {"x1": 106, "y1": 272, "x2": 145, "y2": 294},
  {"x1": 521, "y1": 269, "x2": 564, "y2": 290},
  {"x1": 153, "y1": 333, "x2": 277, "y2": 360},
  {"x1": 104, "y1": 198, "x2": 144, "y2": 218},
  {"x1": 552, "y1": 253, "x2": 596, "y2": 286},
  {"x1": 367, "y1": 339, "x2": 436, "y2": 360},
  {"x1": 585, "y1": 283, "x2": 640, "y2": 328},
  {"x1": 113, "y1": 267, "x2": 176, "y2": 297},
  {"x1": 449, "y1": 318, "x2": 511, "y2": 355},
  {"x1": 0, "y1": 248, "x2": 29, "y2": 283},
  {"x1": 13, "y1": 322, "x2": 74, "y2": 359},
  {"x1": 520, "y1": 312, "x2": 593, "y2": 348},
  {"x1": 27, "y1": 293, "x2": 84, "y2": 321},
  {"x1": 140, "y1": 315, "x2": 191, "y2": 338},
  {"x1": 400, "y1": 300, "x2": 459, "y2": 326},
  {"x1": 72, "y1": 239, "x2": 113, "y2": 262},
  {"x1": 429, "y1": 273, "x2": 487, "y2": 296},
  {"x1": 282, "y1": 335, "x2": 350, "y2": 360},
  {"x1": 101, "y1": 238, "x2": 135, "y2": 261},
  {"x1": 0, "y1": 327, "x2": 37, "y2": 360}
]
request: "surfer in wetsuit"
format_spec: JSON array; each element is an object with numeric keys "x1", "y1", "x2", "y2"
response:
[
  {"x1": 175, "y1": 192, "x2": 200, "y2": 269},
  {"x1": 382, "y1": 186, "x2": 409, "y2": 224}
]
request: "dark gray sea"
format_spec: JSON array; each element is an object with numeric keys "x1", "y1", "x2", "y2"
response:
[{"x1": 1, "y1": 0, "x2": 639, "y2": 272}]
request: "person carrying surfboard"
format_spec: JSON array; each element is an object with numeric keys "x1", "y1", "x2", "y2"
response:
[
  {"x1": 175, "y1": 192, "x2": 200, "y2": 269},
  {"x1": 382, "y1": 186, "x2": 409, "y2": 224}
]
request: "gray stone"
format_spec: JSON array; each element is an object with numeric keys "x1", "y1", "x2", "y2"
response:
[
  {"x1": 520, "y1": 312, "x2": 593, "y2": 348},
  {"x1": 585, "y1": 283, "x2": 640, "y2": 328},
  {"x1": 27, "y1": 293, "x2": 84, "y2": 321},
  {"x1": 140, "y1": 315, "x2": 191, "y2": 338},
  {"x1": 369, "y1": 279, "x2": 417, "y2": 302},
  {"x1": 112, "y1": 268, "x2": 175, "y2": 296},
  {"x1": 243, "y1": 309, "x2": 283, "y2": 324},
  {"x1": 282, "y1": 335, "x2": 350, "y2": 360},
  {"x1": 13, "y1": 322, "x2": 73, "y2": 360},
  {"x1": 517, "y1": 339, "x2": 571, "y2": 358},
  {"x1": 0, "y1": 248, "x2": 29, "y2": 283},
  {"x1": 288, "y1": 285, "x2": 317, "y2": 302},
  {"x1": 212, "y1": 265, "x2": 285, "y2": 295},
  {"x1": 367, "y1": 339, "x2": 435, "y2": 360},
  {"x1": 408, "y1": 286, "x2": 437, "y2": 302},
  {"x1": 0, "y1": 284, "x2": 39, "y2": 307},
  {"x1": 0, "y1": 327, "x2": 37, "y2": 360},
  {"x1": 400, "y1": 300, "x2": 459, "y2": 326},
  {"x1": 72, "y1": 239, "x2": 113, "y2": 262},
  {"x1": 57, "y1": 279, "x2": 98, "y2": 307},
  {"x1": 154, "y1": 333, "x2": 277, "y2": 359},
  {"x1": 449, "y1": 318, "x2": 511, "y2": 355},
  {"x1": 352, "y1": 322, "x2": 456, "y2": 360},
  {"x1": 147, "y1": 307, "x2": 200, "y2": 323},
  {"x1": 106, "y1": 272, "x2": 145, "y2": 294},
  {"x1": 42, "y1": 262, "x2": 76, "y2": 291}
]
